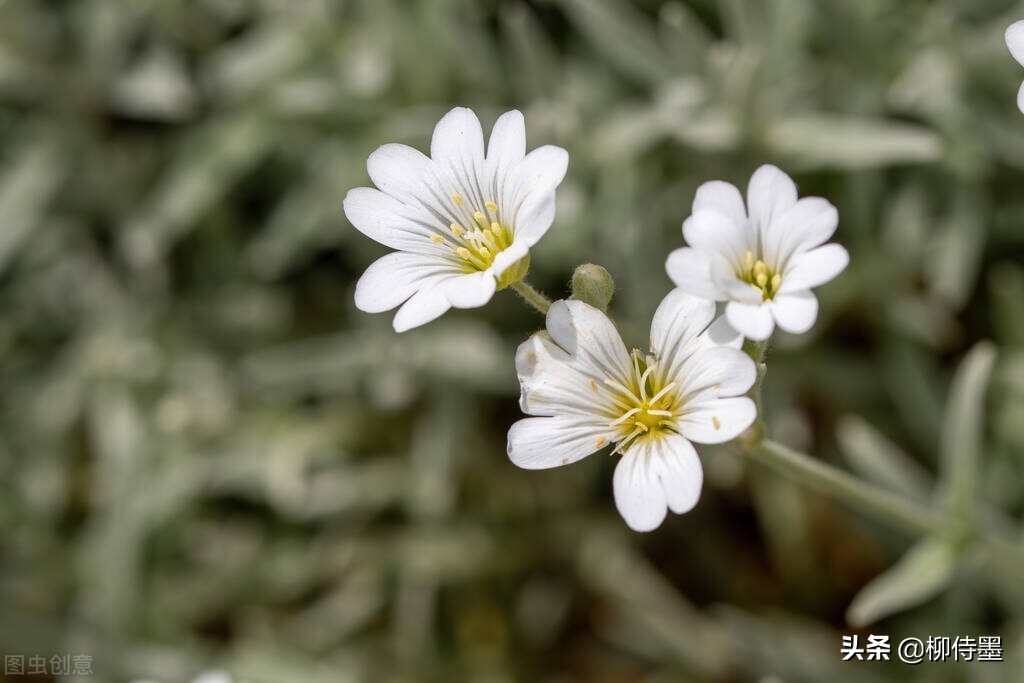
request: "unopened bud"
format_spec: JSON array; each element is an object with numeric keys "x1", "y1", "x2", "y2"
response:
[{"x1": 571, "y1": 263, "x2": 615, "y2": 311}]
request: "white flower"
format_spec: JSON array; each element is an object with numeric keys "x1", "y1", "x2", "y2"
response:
[
  {"x1": 508, "y1": 289, "x2": 757, "y2": 532},
  {"x1": 665, "y1": 164, "x2": 849, "y2": 341},
  {"x1": 1007, "y1": 20, "x2": 1024, "y2": 113},
  {"x1": 345, "y1": 107, "x2": 569, "y2": 332}
]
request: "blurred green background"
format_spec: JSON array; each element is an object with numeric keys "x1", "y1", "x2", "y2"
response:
[{"x1": 2, "y1": 0, "x2": 1024, "y2": 681}]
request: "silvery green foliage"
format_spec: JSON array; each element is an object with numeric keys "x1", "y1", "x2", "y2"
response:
[{"x1": 0, "y1": 1, "x2": 1022, "y2": 681}]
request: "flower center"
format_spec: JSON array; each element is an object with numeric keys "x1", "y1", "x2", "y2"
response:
[
  {"x1": 427, "y1": 195, "x2": 511, "y2": 271},
  {"x1": 604, "y1": 350, "x2": 679, "y2": 454},
  {"x1": 738, "y1": 251, "x2": 783, "y2": 301}
]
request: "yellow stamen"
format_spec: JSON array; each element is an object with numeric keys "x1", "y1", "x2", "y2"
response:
[
  {"x1": 473, "y1": 211, "x2": 486, "y2": 223},
  {"x1": 485, "y1": 200, "x2": 498, "y2": 212},
  {"x1": 756, "y1": 272, "x2": 768, "y2": 287},
  {"x1": 754, "y1": 260, "x2": 768, "y2": 277},
  {"x1": 450, "y1": 223, "x2": 464, "y2": 236},
  {"x1": 589, "y1": 379, "x2": 599, "y2": 394},
  {"x1": 429, "y1": 234, "x2": 444, "y2": 244},
  {"x1": 479, "y1": 246, "x2": 491, "y2": 259},
  {"x1": 712, "y1": 416, "x2": 721, "y2": 430},
  {"x1": 483, "y1": 229, "x2": 495, "y2": 242},
  {"x1": 771, "y1": 273, "x2": 782, "y2": 291},
  {"x1": 594, "y1": 436, "x2": 606, "y2": 448},
  {"x1": 456, "y1": 247, "x2": 472, "y2": 260},
  {"x1": 452, "y1": 193, "x2": 463, "y2": 205},
  {"x1": 744, "y1": 251, "x2": 755, "y2": 270}
]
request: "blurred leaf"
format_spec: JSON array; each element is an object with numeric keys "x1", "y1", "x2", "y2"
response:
[
  {"x1": 837, "y1": 414, "x2": 931, "y2": 502},
  {"x1": 937, "y1": 341, "x2": 997, "y2": 523},
  {"x1": 846, "y1": 537, "x2": 957, "y2": 627},
  {"x1": 765, "y1": 115, "x2": 943, "y2": 170}
]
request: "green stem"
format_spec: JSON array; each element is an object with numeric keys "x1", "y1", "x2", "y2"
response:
[
  {"x1": 740, "y1": 439, "x2": 1024, "y2": 574},
  {"x1": 746, "y1": 438, "x2": 942, "y2": 535},
  {"x1": 742, "y1": 338, "x2": 770, "y2": 441},
  {"x1": 511, "y1": 280, "x2": 552, "y2": 315}
]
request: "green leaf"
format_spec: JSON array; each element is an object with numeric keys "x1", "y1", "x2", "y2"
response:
[
  {"x1": 846, "y1": 537, "x2": 957, "y2": 627},
  {"x1": 937, "y1": 341, "x2": 997, "y2": 523}
]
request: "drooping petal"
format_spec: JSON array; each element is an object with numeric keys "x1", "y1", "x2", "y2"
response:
[
  {"x1": 746, "y1": 164, "x2": 797, "y2": 233},
  {"x1": 344, "y1": 187, "x2": 445, "y2": 252},
  {"x1": 1007, "y1": 20, "x2": 1024, "y2": 66},
  {"x1": 354, "y1": 252, "x2": 454, "y2": 313},
  {"x1": 649, "y1": 288, "x2": 716, "y2": 379},
  {"x1": 674, "y1": 346, "x2": 757, "y2": 400},
  {"x1": 613, "y1": 434, "x2": 704, "y2": 531},
  {"x1": 771, "y1": 291, "x2": 819, "y2": 334},
  {"x1": 764, "y1": 196, "x2": 839, "y2": 267},
  {"x1": 677, "y1": 396, "x2": 757, "y2": 444},
  {"x1": 489, "y1": 239, "x2": 531, "y2": 281},
  {"x1": 683, "y1": 210, "x2": 750, "y2": 263},
  {"x1": 444, "y1": 270, "x2": 497, "y2": 309},
  {"x1": 392, "y1": 282, "x2": 453, "y2": 332},
  {"x1": 510, "y1": 191, "x2": 556, "y2": 247},
  {"x1": 545, "y1": 300, "x2": 633, "y2": 385},
  {"x1": 1017, "y1": 80, "x2": 1024, "y2": 115},
  {"x1": 517, "y1": 333, "x2": 604, "y2": 417},
  {"x1": 725, "y1": 300, "x2": 776, "y2": 341},
  {"x1": 665, "y1": 247, "x2": 722, "y2": 300},
  {"x1": 692, "y1": 179, "x2": 748, "y2": 229},
  {"x1": 507, "y1": 416, "x2": 610, "y2": 470},
  {"x1": 779, "y1": 243, "x2": 849, "y2": 293}
]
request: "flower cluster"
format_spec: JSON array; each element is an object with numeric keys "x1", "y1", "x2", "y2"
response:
[{"x1": 346, "y1": 107, "x2": 852, "y2": 531}]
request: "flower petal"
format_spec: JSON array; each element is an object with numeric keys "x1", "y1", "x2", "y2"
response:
[
  {"x1": 366, "y1": 142, "x2": 434, "y2": 204},
  {"x1": 392, "y1": 282, "x2": 453, "y2": 332},
  {"x1": 698, "y1": 315, "x2": 743, "y2": 349},
  {"x1": 507, "y1": 416, "x2": 608, "y2": 470},
  {"x1": 445, "y1": 271, "x2": 497, "y2": 309},
  {"x1": 511, "y1": 191, "x2": 556, "y2": 247},
  {"x1": 487, "y1": 110, "x2": 526, "y2": 172},
  {"x1": 1007, "y1": 20, "x2": 1024, "y2": 66},
  {"x1": 344, "y1": 187, "x2": 444, "y2": 252},
  {"x1": 513, "y1": 145, "x2": 569, "y2": 199},
  {"x1": 779, "y1": 243, "x2": 849, "y2": 293},
  {"x1": 693, "y1": 179, "x2": 747, "y2": 229},
  {"x1": 490, "y1": 239, "x2": 530, "y2": 280},
  {"x1": 431, "y1": 106, "x2": 485, "y2": 171},
  {"x1": 682, "y1": 210, "x2": 750, "y2": 263},
  {"x1": 649, "y1": 288, "x2": 716, "y2": 378},
  {"x1": 746, "y1": 164, "x2": 797, "y2": 232},
  {"x1": 1018, "y1": 80, "x2": 1024, "y2": 115},
  {"x1": 677, "y1": 396, "x2": 757, "y2": 444},
  {"x1": 665, "y1": 247, "x2": 722, "y2": 300},
  {"x1": 515, "y1": 332, "x2": 628, "y2": 432},
  {"x1": 545, "y1": 300, "x2": 633, "y2": 384},
  {"x1": 613, "y1": 433, "x2": 704, "y2": 531},
  {"x1": 674, "y1": 345, "x2": 757, "y2": 399},
  {"x1": 771, "y1": 291, "x2": 819, "y2": 334},
  {"x1": 354, "y1": 252, "x2": 453, "y2": 313},
  {"x1": 764, "y1": 196, "x2": 839, "y2": 266},
  {"x1": 725, "y1": 300, "x2": 775, "y2": 341}
]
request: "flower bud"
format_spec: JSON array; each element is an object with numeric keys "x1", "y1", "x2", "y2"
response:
[{"x1": 571, "y1": 263, "x2": 615, "y2": 311}]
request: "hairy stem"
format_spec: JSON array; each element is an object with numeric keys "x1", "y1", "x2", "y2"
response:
[
  {"x1": 746, "y1": 438, "x2": 941, "y2": 535},
  {"x1": 738, "y1": 438, "x2": 1024, "y2": 576},
  {"x1": 511, "y1": 280, "x2": 552, "y2": 315}
]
